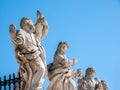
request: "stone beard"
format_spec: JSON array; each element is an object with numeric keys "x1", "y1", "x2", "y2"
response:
[{"x1": 9, "y1": 11, "x2": 48, "y2": 90}]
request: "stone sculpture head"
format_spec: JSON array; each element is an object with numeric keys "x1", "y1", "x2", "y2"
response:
[
  {"x1": 85, "y1": 67, "x2": 96, "y2": 78},
  {"x1": 77, "y1": 69, "x2": 82, "y2": 75},
  {"x1": 20, "y1": 17, "x2": 35, "y2": 31},
  {"x1": 57, "y1": 41, "x2": 69, "y2": 54}
]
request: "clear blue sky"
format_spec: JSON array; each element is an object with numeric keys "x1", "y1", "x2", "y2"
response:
[{"x1": 0, "y1": 0, "x2": 120, "y2": 90}]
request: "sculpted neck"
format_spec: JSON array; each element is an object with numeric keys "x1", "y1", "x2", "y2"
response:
[
  {"x1": 22, "y1": 27, "x2": 31, "y2": 33},
  {"x1": 57, "y1": 49, "x2": 65, "y2": 55}
]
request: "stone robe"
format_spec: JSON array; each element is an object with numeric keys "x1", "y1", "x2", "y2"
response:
[
  {"x1": 47, "y1": 51, "x2": 76, "y2": 90},
  {"x1": 10, "y1": 27, "x2": 47, "y2": 90}
]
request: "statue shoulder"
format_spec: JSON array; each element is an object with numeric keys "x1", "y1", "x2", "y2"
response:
[{"x1": 15, "y1": 29, "x2": 25, "y2": 37}]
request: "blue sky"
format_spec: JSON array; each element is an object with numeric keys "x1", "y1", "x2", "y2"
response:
[{"x1": 0, "y1": 0, "x2": 120, "y2": 90}]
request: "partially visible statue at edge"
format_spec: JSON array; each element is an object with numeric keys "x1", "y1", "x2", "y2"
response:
[
  {"x1": 9, "y1": 11, "x2": 48, "y2": 90},
  {"x1": 47, "y1": 41, "x2": 81, "y2": 90},
  {"x1": 78, "y1": 67, "x2": 108, "y2": 90}
]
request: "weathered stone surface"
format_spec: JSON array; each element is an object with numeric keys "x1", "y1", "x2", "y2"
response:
[
  {"x1": 9, "y1": 11, "x2": 48, "y2": 90},
  {"x1": 47, "y1": 41, "x2": 80, "y2": 90},
  {"x1": 78, "y1": 67, "x2": 108, "y2": 90}
]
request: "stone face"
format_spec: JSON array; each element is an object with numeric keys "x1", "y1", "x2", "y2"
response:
[
  {"x1": 78, "y1": 67, "x2": 108, "y2": 90},
  {"x1": 9, "y1": 11, "x2": 48, "y2": 90},
  {"x1": 47, "y1": 41, "x2": 79, "y2": 90}
]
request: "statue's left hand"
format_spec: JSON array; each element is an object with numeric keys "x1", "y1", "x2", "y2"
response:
[
  {"x1": 37, "y1": 11, "x2": 44, "y2": 23},
  {"x1": 36, "y1": 10, "x2": 47, "y2": 25},
  {"x1": 73, "y1": 58, "x2": 77, "y2": 65},
  {"x1": 37, "y1": 10, "x2": 43, "y2": 19}
]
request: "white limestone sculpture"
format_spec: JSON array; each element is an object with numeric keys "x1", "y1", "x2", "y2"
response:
[
  {"x1": 47, "y1": 41, "x2": 78, "y2": 90},
  {"x1": 78, "y1": 67, "x2": 96, "y2": 90},
  {"x1": 95, "y1": 78, "x2": 108, "y2": 90},
  {"x1": 78, "y1": 67, "x2": 108, "y2": 90},
  {"x1": 9, "y1": 11, "x2": 48, "y2": 90}
]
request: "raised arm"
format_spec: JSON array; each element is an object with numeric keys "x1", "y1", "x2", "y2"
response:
[
  {"x1": 9, "y1": 24, "x2": 16, "y2": 40},
  {"x1": 34, "y1": 11, "x2": 48, "y2": 42}
]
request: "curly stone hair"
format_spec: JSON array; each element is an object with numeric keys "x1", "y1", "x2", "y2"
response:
[
  {"x1": 57, "y1": 41, "x2": 69, "y2": 50},
  {"x1": 54, "y1": 41, "x2": 69, "y2": 60},
  {"x1": 85, "y1": 67, "x2": 96, "y2": 76}
]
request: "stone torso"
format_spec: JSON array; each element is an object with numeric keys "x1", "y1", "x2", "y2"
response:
[{"x1": 18, "y1": 29, "x2": 39, "y2": 53}]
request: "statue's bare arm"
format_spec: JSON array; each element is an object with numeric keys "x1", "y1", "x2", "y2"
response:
[{"x1": 34, "y1": 11, "x2": 48, "y2": 42}]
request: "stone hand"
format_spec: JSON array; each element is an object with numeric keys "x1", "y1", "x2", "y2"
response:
[
  {"x1": 37, "y1": 10, "x2": 44, "y2": 23},
  {"x1": 9, "y1": 24, "x2": 16, "y2": 39},
  {"x1": 95, "y1": 77, "x2": 101, "y2": 82},
  {"x1": 36, "y1": 10, "x2": 47, "y2": 25},
  {"x1": 37, "y1": 10, "x2": 43, "y2": 19},
  {"x1": 77, "y1": 69, "x2": 82, "y2": 75},
  {"x1": 9, "y1": 24, "x2": 16, "y2": 33},
  {"x1": 73, "y1": 58, "x2": 77, "y2": 65}
]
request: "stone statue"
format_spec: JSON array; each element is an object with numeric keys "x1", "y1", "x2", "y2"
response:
[
  {"x1": 9, "y1": 11, "x2": 48, "y2": 90},
  {"x1": 78, "y1": 67, "x2": 108, "y2": 90},
  {"x1": 78, "y1": 67, "x2": 96, "y2": 90},
  {"x1": 95, "y1": 78, "x2": 108, "y2": 90},
  {"x1": 101, "y1": 80, "x2": 108, "y2": 90},
  {"x1": 76, "y1": 69, "x2": 83, "y2": 79},
  {"x1": 47, "y1": 41, "x2": 79, "y2": 90}
]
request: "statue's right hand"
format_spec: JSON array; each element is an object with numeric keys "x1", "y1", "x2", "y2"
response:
[
  {"x1": 9, "y1": 24, "x2": 17, "y2": 39},
  {"x1": 36, "y1": 10, "x2": 47, "y2": 25},
  {"x1": 9, "y1": 24, "x2": 16, "y2": 33}
]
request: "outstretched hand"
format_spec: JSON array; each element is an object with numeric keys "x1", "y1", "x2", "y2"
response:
[
  {"x1": 9, "y1": 24, "x2": 16, "y2": 33},
  {"x1": 9, "y1": 24, "x2": 16, "y2": 39},
  {"x1": 37, "y1": 10, "x2": 43, "y2": 20},
  {"x1": 36, "y1": 10, "x2": 47, "y2": 25}
]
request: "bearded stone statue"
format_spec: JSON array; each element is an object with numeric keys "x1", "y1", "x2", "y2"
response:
[{"x1": 9, "y1": 11, "x2": 48, "y2": 90}]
